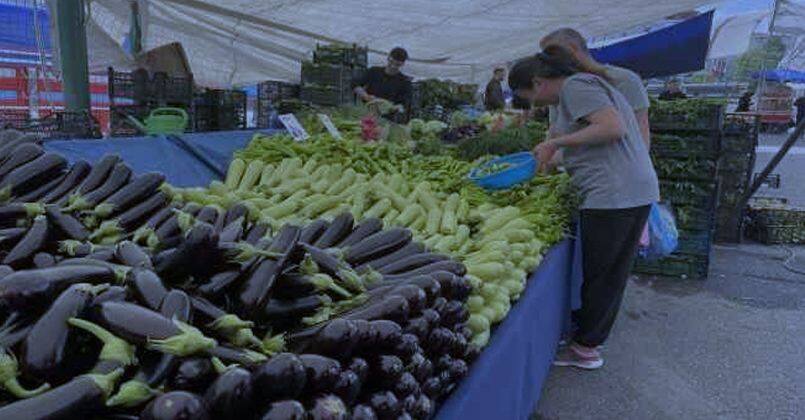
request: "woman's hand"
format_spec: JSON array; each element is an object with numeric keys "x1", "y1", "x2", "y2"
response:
[{"x1": 533, "y1": 140, "x2": 559, "y2": 172}]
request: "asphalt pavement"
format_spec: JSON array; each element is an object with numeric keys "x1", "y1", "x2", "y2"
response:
[{"x1": 533, "y1": 131, "x2": 805, "y2": 420}]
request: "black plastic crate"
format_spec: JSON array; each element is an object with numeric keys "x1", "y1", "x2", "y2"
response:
[
  {"x1": 723, "y1": 113, "x2": 760, "y2": 139},
  {"x1": 651, "y1": 133, "x2": 720, "y2": 159},
  {"x1": 653, "y1": 156, "x2": 718, "y2": 182},
  {"x1": 109, "y1": 105, "x2": 151, "y2": 137},
  {"x1": 108, "y1": 68, "x2": 193, "y2": 107},
  {"x1": 193, "y1": 89, "x2": 247, "y2": 132},
  {"x1": 715, "y1": 208, "x2": 746, "y2": 243},
  {"x1": 650, "y1": 103, "x2": 725, "y2": 133},
  {"x1": 676, "y1": 205, "x2": 716, "y2": 232},
  {"x1": 31, "y1": 111, "x2": 102, "y2": 140},
  {"x1": 747, "y1": 224, "x2": 805, "y2": 245},
  {"x1": 300, "y1": 85, "x2": 354, "y2": 107},
  {"x1": 659, "y1": 180, "x2": 718, "y2": 209},
  {"x1": 313, "y1": 43, "x2": 368, "y2": 67},
  {"x1": 675, "y1": 229, "x2": 714, "y2": 256},
  {"x1": 719, "y1": 151, "x2": 755, "y2": 173},
  {"x1": 301, "y1": 62, "x2": 354, "y2": 87},
  {"x1": 633, "y1": 254, "x2": 710, "y2": 279},
  {"x1": 0, "y1": 109, "x2": 29, "y2": 130},
  {"x1": 257, "y1": 81, "x2": 299, "y2": 102},
  {"x1": 150, "y1": 71, "x2": 193, "y2": 106}
]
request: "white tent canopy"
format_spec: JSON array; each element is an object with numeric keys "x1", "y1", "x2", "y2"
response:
[
  {"x1": 84, "y1": 0, "x2": 714, "y2": 87},
  {"x1": 708, "y1": 10, "x2": 768, "y2": 59}
]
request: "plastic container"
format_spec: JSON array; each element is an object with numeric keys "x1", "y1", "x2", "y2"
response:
[{"x1": 468, "y1": 152, "x2": 536, "y2": 190}]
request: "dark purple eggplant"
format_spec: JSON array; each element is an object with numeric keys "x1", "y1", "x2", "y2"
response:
[
  {"x1": 194, "y1": 205, "x2": 219, "y2": 225},
  {"x1": 407, "y1": 353, "x2": 434, "y2": 383},
  {"x1": 86, "y1": 246, "x2": 116, "y2": 262},
  {"x1": 239, "y1": 224, "x2": 301, "y2": 315},
  {"x1": 0, "y1": 142, "x2": 43, "y2": 178},
  {"x1": 218, "y1": 218, "x2": 244, "y2": 243},
  {"x1": 13, "y1": 169, "x2": 65, "y2": 202},
  {"x1": 252, "y1": 353, "x2": 307, "y2": 403},
  {"x1": 299, "y1": 354, "x2": 342, "y2": 394},
  {"x1": 155, "y1": 223, "x2": 219, "y2": 282},
  {"x1": 245, "y1": 223, "x2": 269, "y2": 244},
  {"x1": 188, "y1": 296, "x2": 260, "y2": 348},
  {"x1": 166, "y1": 358, "x2": 216, "y2": 393},
  {"x1": 402, "y1": 394, "x2": 417, "y2": 415},
  {"x1": 0, "y1": 152, "x2": 67, "y2": 199},
  {"x1": 261, "y1": 400, "x2": 306, "y2": 420},
  {"x1": 66, "y1": 162, "x2": 131, "y2": 211},
  {"x1": 333, "y1": 370, "x2": 361, "y2": 405},
  {"x1": 0, "y1": 227, "x2": 26, "y2": 250},
  {"x1": 344, "y1": 228, "x2": 412, "y2": 265},
  {"x1": 368, "y1": 320, "x2": 403, "y2": 350},
  {"x1": 115, "y1": 240, "x2": 153, "y2": 269},
  {"x1": 367, "y1": 391, "x2": 401, "y2": 419},
  {"x1": 197, "y1": 268, "x2": 241, "y2": 297},
  {"x1": 300, "y1": 219, "x2": 329, "y2": 244},
  {"x1": 0, "y1": 264, "x2": 12, "y2": 278},
  {"x1": 351, "y1": 405, "x2": 378, "y2": 420},
  {"x1": 382, "y1": 261, "x2": 466, "y2": 281},
  {"x1": 464, "y1": 343, "x2": 482, "y2": 363},
  {"x1": 22, "y1": 283, "x2": 96, "y2": 382},
  {"x1": 139, "y1": 391, "x2": 210, "y2": 420},
  {"x1": 359, "y1": 241, "x2": 425, "y2": 272},
  {"x1": 430, "y1": 297, "x2": 448, "y2": 313},
  {"x1": 0, "y1": 265, "x2": 116, "y2": 310},
  {"x1": 57, "y1": 240, "x2": 95, "y2": 257},
  {"x1": 261, "y1": 294, "x2": 330, "y2": 325},
  {"x1": 66, "y1": 317, "x2": 138, "y2": 374},
  {"x1": 94, "y1": 301, "x2": 216, "y2": 355},
  {"x1": 314, "y1": 212, "x2": 354, "y2": 248},
  {"x1": 92, "y1": 286, "x2": 129, "y2": 306},
  {"x1": 370, "y1": 355, "x2": 403, "y2": 389},
  {"x1": 447, "y1": 358, "x2": 469, "y2": 382},
  {"x1": 208, "y1": 345, "x2": 267, "y2": 366},
  {"x1": 395, "y1": 334, "x2": 421, "y2": 360},
  {"x1": 439, "y1": 300, "x2": 469, "y2": 327},
  {"x1": 436, "y1": 354, "x2": 453, "y2": 371},
  {"x1": 203, "y1": 366, "x2": 253, "y2": 419},
  {"x1": 32, "y1": 252, "x2": 56, "y2": 268},
  {"x1": 130, "y1": 269, "x2": 168, "y2": 310},
  {"x1": 45, "y1": 205, "x2": 89, "y2": 241},
  {"x1": 0, "y1": 203, "x2": 44, "y2": 229},
  {"x1": 42, "y1": 160, "x2": 91, "y2": 204},
  {"x1": 349, "y1": 357, "x2": 370, "y2": 384},
  {"x1": 336, "y1": 218, "x2": 383, "y2": 248},
  {"x1": 409, "y1": 394, "x2": 434, "y2": 419},
  {"x1": 421, "y1": 376, "x2": 442, "y2": 399},
  {"x1": 113, "y1": 191, "x2": 170, "y2": 232},
  {"x1": 394, "y1": 372, "x2": 420, "y2": 398},
  {"x1": 343, "y1": 295, "x2": 410, "y2": 324},
  {"x1": 430, "y1": 271, "x2": 472, "y2": 301},
  {"x1": 0, "y1": 369, "x2": 123, "y2": 420},
  {"x1": 76, "y1": 154, "x2": 120, "y2": 195},
  {"x1": 296, "y1": 318, "x2": 359, "y2": 356},
  {"x1": 377, "y1": 253, "x2": 450, "y2": 275},
  {"x1": 2, "y1": 215, "x2": 49, "y2": 267},
  {"x1": 403, "y1": 317, "x2": 430, "y2": 341},
  {"x1": 426, "y1": 327, "x2": 455, "y2": 356},
  {"x1": 450, "y1": 332, "x2": 468, "y2": 359},
  {"x1": 308, "y1": 394, "x2": 348, "y2": 420},
  {"x1": 0, "y1": 132, "x2": 38, "y2": 163},
  {"x1": 223, "y1": 203, "x2": 248, "y2": 226},
  {"x1": 160, "y1": 290, "x2": 192, "y2": 323}
]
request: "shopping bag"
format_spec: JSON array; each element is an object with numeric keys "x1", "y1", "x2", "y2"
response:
[{"x1": 638, "y1": 202, "x2": 678, "y2": 260}]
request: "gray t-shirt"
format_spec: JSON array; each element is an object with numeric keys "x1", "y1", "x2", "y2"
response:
[
  {"x1": 549, "y1": 65, "x2": 649, "y2": 126},
  {"x1": 552, "y1": 73, "x2": 659, "y2": 210}
]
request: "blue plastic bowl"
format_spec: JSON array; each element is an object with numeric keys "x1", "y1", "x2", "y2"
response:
[{"x1": 468, "y1": 152, "x2": 537, "y2": 190}]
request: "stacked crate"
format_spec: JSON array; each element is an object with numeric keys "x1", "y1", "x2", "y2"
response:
[
  {"x1": 256, "y1": 81, "x2": 300, "y2": 128},
  {"x1": 192, "y1": 89, "x2": 247, "y2": 132},
  {"x1": 108, "y1": 67, "x2": 194, "y2": 136},
  {"x1": 633, "y1": 101, "x2": 724, "y2": 279},
  {"x1": 715, "y1": 113, "x2": 760, "y2": 242},
  {"x1": 747, "y1": 198, "x2": 805, "y2": 244},
  {"x1": 300, "y1": 44, "x2": 367, "y2": 107}
]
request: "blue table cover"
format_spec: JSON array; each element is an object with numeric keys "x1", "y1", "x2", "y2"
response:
[{"x1": 43, "y1": 129, "x2": 581, "y2": 419}]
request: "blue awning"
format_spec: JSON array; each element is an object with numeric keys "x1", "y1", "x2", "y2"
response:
[
  {"x1": 590, "y1": 10, "x2": 715, "y2": 79},
  {"x1": 753, "y1": 69, "x2": 805, "y2": 83}
]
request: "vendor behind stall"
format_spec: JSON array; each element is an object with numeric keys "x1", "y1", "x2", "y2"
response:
[{"x1": 353, "y1": 47, "x2": 413, "y2": 113}]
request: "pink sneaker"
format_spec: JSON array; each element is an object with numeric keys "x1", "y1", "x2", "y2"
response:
[{"x1": 553, "y1": 344, "x2": 604, "y2": 370}]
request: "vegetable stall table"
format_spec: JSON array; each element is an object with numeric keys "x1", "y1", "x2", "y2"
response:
[{"x1": 41, "y1": 129, "x2": 581, "y2": 419}]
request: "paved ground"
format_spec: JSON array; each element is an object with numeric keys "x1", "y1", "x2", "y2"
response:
[{"x1": 534, "y1": 132, "x2": 805, "y2": 420}]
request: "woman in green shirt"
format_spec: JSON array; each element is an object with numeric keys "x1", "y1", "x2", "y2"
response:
[{"x1": 509, "y1": 46, "x2": 659, "y2": 370}]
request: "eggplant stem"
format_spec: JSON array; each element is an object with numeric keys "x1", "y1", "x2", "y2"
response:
[
  {"x1": 208, "y1": 314, "x2": 253, "y2": 332},
  {"x1": 311, "y1": 273, "x2": 352, "y2": 299},
  {"x1": 261, "y1": 333, "x2": 287, "y2": 354},
  {"x1": 300, "y1": 255, "x2": 319, "y2": 275},
  {"x1": 0, "y1": 348, "x2": 51, "y2": 398},
  {"x1": 337, "y1": 269, "x2": 366, "y2": 292},
  {"x1": 22, "y1": 202, "x2": 45, "y2": 217},
  {"x1": 302, "y1": 306, "x2": 334, "y2": 326},
  {"x1": 85, "y1": 368, "x2": 124, "y2": 399},
  {"x1": 147, "y1": 321, "x2": 217, "y2": 356},
  {"x1": 93, "y1": 203, "x2": 115, "y2": 218},
  {"x1": 132, "y1": 227, "x2": 153, "y2": 245},
  {"x1": 211, "y1": 357, "x2": 236, "y2": 374},
  {"x1": 106, "y1": 379, "x2": 160, "y2": 407},
  {"x1": 227, "y1": 328, "x2": 263, "y2": 350},
  {"x1": 68, "y1": 318, "x2": 137, "y2": 367}
]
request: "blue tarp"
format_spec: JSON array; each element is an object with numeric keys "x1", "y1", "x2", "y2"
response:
[
  {"x1": 43, "y1": 130, "x2": 581, "y2": 419},
  {"x1": 44, "y1": 129, "x2": 281, "y2": 187},
  {"x1": 753, "y1": 69, "x2": 805, "y2": 83},
  {"x1": 0, "y1": 3, "x2": 51, "y2": 63},
  {"x1": 591, "y1": 11, "x2": 714, "y2": 79}
]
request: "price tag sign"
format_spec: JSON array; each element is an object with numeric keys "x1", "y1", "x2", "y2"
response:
[
  {"x1": 279, "y1": 114, "x2": 309, "y2": 141},
  {"x1": 317, "y1": 113, "x2": 342, "y2": 140}
]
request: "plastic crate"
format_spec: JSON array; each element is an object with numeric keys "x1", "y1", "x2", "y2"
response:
[
  {"x1": 301, "y1": 62, "x2": 354, "y2": 87},
  {"x1": 0, "y1": 109, "x2": 29, "y2": 130},
  {"x1": 650, "y1": 103, "x2": 725, "y2": 133},
  {"x1": 313, "y1": 44, "x2": 368, "y2": 68},
  {"x1": 29, "y1": 111, "x2": 102, "y2": 140},
  {"x1": 108, "y1": 67, "x2": 150, "y2": 105},
  {"x1": 193, "y1": 89, "x2": 247, "y2": 132},
  {"x1": 300, "y1": 85, "x2": 354, "y2": 107},
  {"x1": 723, "y1": 113, "x2": 760, "y2": 138},
  {"x1": 659, "y1": 180, "x2": 718, "y2": 209},
  {"x1": 109, "y1": 105, "x2": 152, "y2": 137},
  {"x1": 748, "y1": 206, "x2": 805, "y2": 226},
  {"x1": 719, "y1": 151, "x2": 755, "y2": 173},
  {"x1": 633, "y1": 254, "x2": 710, "y2": 279},
  {"x1": 675, "y1": 229, "x2": 714, "y2": 256},
  {"x1": 150, "y1": 71, "x2": 194, "y2": 106},
  {"x1": 651, "y1": 134, "x2": 719, "y2": 159},
  {"x1": 747, "y1": 224, "x2": 805, "y2": 245},
  {"x1": 653, "y1": 156, "x2": 718, "y2": 182},
  {"x1": 715, "y1": 208, "x2": 745, "y2": 243},
  {"x1": 675, "y1": 205, "x2": 715, "y2": 232},
  {"x1": 257, "y1": 81, "x2": 299, "y2": 103}
]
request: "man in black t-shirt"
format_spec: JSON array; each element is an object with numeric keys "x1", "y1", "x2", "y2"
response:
[{"x1": 353, "y1": 47, "x2": 412, "y2": 112}]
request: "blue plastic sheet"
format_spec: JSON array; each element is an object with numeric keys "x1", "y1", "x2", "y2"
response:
[
  {"x1": 437, "y1": 238, "x2": 580, "y2": 420},
  {"x1": 591, "y1": 11, "x2": 714, "y2": 79}
]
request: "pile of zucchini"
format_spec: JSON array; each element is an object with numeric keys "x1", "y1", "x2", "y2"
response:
[{"x1": 0, "y1": 131, "x2": 478, "y2": 419}]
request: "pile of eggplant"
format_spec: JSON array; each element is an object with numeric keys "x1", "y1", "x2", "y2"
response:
[{"x1": 0, "y1": 130, "x2": 478, "y2": 419}]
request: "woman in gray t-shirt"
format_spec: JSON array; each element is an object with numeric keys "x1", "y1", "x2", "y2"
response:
[{"x1": 508, "y1": 46, "x2": 659, "y2": 370}]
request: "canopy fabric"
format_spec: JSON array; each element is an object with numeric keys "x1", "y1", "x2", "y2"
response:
[
  {"x1": 81, "y1": 0, "x2": 713, "y2": 87},
  {"x1": 754, "y1": 69, "x2": 805, "y2": 83},
  {"x1": 590, "y1": 11, "x2": 714, "y2": 78},
  {"x1": 708, "y1": 10, "x2": 769, "y2": 59}
]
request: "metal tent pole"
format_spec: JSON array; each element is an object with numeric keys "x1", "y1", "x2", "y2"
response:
[
  {"x1": 54, "y1": 0, "x2": 90, "y2": 112},
  {"x1": 741, "y1": 117, "x2": 805, "y2": 204}
]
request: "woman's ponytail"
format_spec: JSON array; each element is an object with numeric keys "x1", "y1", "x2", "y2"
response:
[{"x1": 542, "y1": 44, "x2": 611, "y2": 82}]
